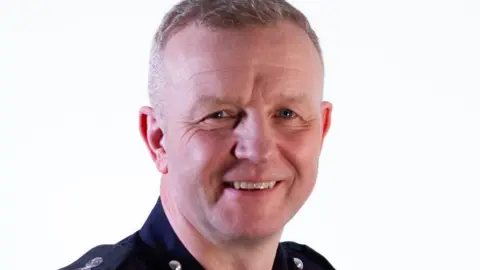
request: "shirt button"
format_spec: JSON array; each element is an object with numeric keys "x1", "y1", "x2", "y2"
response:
[
  {"x1": 293, "y1": 257, "x2": 304, "y2": 269},
  {"x1": 169, "y1": 260, "x2": 182, "y2": 270}
]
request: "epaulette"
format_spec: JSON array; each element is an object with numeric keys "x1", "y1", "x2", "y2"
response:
[
  {"x1": 281, "y1": 241, "x2": 336, "y2": 270},
  {"x1": 58, "y1": 235, "x2": 136, "y2": 270}
]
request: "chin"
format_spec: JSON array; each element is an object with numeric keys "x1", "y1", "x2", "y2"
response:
[
  {"x1": 225, "y1": 227, "x2": 282, "y2": 242},
  {"x1": 215, "y1": 215, "x2": 287, "y2": 241}
]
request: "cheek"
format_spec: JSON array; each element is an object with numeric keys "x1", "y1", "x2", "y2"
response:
[
  {"x1": 174, "y1": 130, "x2": 234, "y2": 178},
  {"x1": 286, "y1": 141, "x2": 321, "y2": 205},
  {"x1": 281, "y1": 132, "x2": 322, "y2": 180}
]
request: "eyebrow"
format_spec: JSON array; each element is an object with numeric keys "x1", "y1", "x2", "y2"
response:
[
  {"x1": 271, "y1": 91, "x2": 311, "y2": 105},
  {"x1": 187, "y1": 92, "x2": 311, "y2": 114},
  {"x1": 192, "y1": 94, "x2": 241, "y2": 106},
  {"x1": 187, "y1": 94, "x2": 241, "y2": 117}
]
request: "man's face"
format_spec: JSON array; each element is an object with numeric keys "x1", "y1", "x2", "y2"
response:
[{"x1": 143, "y1": 21, "x2": 331, "y2": 241}]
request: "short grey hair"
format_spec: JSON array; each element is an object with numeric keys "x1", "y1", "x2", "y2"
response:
[{"x1": 148, "y1": 0, "x2": 322, "y2": 120}]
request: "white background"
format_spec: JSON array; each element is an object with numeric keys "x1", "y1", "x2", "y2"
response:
[{"x1": 1, "y1": 0, "x2": 479, "y2": 269}]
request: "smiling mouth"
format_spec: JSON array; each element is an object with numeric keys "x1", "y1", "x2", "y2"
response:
[{"x1": 224, "y1": 181, "x2": 278, "y2": 190}]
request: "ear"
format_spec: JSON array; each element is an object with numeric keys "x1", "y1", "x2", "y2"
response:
[
  {"x1": 139, "y1": 106, "x2": 168, "y2": 174},
  {"x1": 320, "y1": 101, "x2": 332, "y2": 144}
]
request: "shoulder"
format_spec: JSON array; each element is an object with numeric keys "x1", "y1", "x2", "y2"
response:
[
  {"x1": 58, "y1": 234, "x2": 139, "y2": 270},
  {"x1": 281, "y1": 241, "x2": 336, "y2": 270}
]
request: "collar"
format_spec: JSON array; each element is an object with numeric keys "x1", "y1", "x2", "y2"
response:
[{"x1": 139, "y1": 197, "x2": 290, "y2": 270}]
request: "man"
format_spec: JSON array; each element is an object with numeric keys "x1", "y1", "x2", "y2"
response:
[{"x1": 60, "y1": 0, "x2": 333, "y2": 269}]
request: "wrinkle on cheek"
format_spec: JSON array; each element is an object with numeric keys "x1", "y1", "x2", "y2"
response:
[
  {"x1": 179, "y1": 124, "x2": 201, "y2": 146},
  {"x1": 199, "y1": 128, "x2": 235, "y2": 146},
  {"x1": 276, "y1": 119, "x2": 320, "y2": 138},
  {"x1": 178, "y1": 124, "x2": 235, "y2": 162}
]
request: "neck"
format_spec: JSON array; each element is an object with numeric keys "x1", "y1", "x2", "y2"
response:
[{"x1": 160, "y1": 187, "x2": 283, "y2": 270}]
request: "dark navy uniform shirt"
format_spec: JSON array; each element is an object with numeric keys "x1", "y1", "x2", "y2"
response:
[{"x1": 59, "y1": 198, "x2": 335, "y2": 270}]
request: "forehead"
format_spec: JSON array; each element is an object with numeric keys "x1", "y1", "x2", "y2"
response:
[
  {"x1": 164, "y1": 21, "x2": 322, "y2": 77},
  {"x1": 160, "y1": 22, "x2": 323, "y2": 107}
]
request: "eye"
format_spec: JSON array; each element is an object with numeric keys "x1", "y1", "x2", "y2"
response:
[
  {"x1": 276, "y1": 108, "x2": 297, "y2": 119},
  {"x1": 207, "y1": 110, "x2": 232, "y2": 119}
]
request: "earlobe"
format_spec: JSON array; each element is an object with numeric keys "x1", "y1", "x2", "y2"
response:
[
  {"x1": 154, "y1": 138, "x2": 168, "y2": 174},
  {"x1": 155, "y1": 151, "x2": 168, "y2": 174},
  {"x1": 139, "y1": 106, "x2": 168, "y2": 174}
]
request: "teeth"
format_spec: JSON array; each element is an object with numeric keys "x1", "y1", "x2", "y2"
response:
[{"x1": 232, "y1": 181, "x2": 277, "y2": 190}]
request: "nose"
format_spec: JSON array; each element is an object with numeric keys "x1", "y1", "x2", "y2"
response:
[{"x1": 232, "y1": 112, "x2": 276, "y2": 163}]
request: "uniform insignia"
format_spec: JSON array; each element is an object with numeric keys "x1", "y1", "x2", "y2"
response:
[{"x1": 58, "y1": 243, "x2": 133, "y2": 270}]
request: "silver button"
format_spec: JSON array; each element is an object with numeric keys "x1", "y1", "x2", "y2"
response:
[
  {"x1": 293, "y1": 257, "x2": 304, "y2": 269},
  {"x1": 75, "y1": 257, "x2": 103, "y2": 270},
  {"x1": 169, "y1": 260, "x2": 182, "y2": 270},
  {"x1": 85, "y1": 257, "x2": 103, "y2": 268}
]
